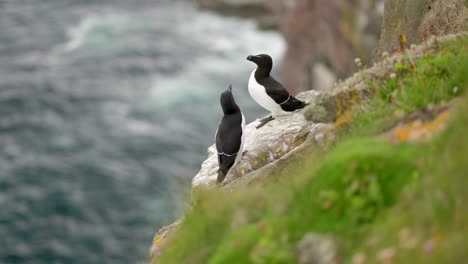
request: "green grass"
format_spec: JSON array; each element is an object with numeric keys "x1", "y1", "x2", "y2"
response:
[
  {"x1": 155, "y1": 36, "x2": 468, "y2": 264},
  {"x1": 351, "y1": 35, "x2": 467, "y2": 136}
]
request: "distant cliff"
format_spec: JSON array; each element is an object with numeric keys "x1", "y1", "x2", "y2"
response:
[
  {"x1": 193, "y1": 0, "x2": 285, "y2": 29},
  {"x1": 373, "y1": 0, "x2": 467, "y2": 61}
]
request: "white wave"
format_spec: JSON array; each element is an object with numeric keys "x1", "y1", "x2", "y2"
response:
[
  {"x1": 61, "y1": 13, "x2": 130, "y2": 53},
  {"x1": 64, "y1": 17, "x2": 95, "y2": 52}
]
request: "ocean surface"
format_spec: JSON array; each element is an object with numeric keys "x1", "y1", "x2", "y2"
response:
[{"x1": 0, "y1": 0, "x2": 284, "y2": 263}]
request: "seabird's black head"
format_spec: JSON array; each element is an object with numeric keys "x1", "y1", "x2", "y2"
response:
[
  {"x1": 247, "y1": 54, "x2": 273, "y2": 70},
  {"x1": 220, "y1": 85, "x2": 240, "y2": 115}
]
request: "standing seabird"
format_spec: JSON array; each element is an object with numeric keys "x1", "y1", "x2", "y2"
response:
[
  {"x1": 215, "y1": 85, "x2": 246, "y2": 183},
  {"x1": 247, "y1": 54, "x2": 308, "y2": 128}
]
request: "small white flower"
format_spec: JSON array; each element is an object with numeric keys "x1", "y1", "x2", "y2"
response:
[{"x1": 314, "y1": 133, "x2": 325, "y2": 143}]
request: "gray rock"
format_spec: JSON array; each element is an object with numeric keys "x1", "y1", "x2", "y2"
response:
[
  {"x1": 296, "y1": 233, "x2": 338, "y2": 264},
  {"x1": 303, "y1": 84, "x2": 368, "y2": 123}
]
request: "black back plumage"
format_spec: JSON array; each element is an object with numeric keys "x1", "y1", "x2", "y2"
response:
[
  {"x1": 248, "y1": 54, "x2": 308, "y2": 112},
  {"x1": 256, "y1": 74, "x2": 308, "y2": 111},
  {"x1": 216, "y1": 85, "x2": 243, "y2": 183}
]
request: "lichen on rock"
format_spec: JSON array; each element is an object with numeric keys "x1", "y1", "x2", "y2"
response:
[
  {"x1": 303, "y1": 85, "x2": 367, "y2": 123},
  {"x1": 150, "y1": 219, "x2": 182, "y2": 258}
]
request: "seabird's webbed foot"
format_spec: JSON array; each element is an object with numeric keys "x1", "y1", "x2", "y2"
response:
[
  {"x1": 242, "y1": 150, "x2": 248, "y2": 156},
  {"x1": 256, "y1": 116, "x2": 275, "y2": 129}
]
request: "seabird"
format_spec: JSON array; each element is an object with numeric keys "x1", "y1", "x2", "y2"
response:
[
  {"x1": 247, "y1": 54, "x2": 308, "y2": 128},
  {"x1": 215, "y1": 85, "x2": 246, "y2": 183}
]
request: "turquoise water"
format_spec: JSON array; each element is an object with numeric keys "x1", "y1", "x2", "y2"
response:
[{"x1": 0, "y1": 0, "x2": 284, "y2": 262}]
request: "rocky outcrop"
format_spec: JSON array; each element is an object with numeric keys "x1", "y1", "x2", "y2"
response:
[
  {"x1": 373, "y1": 0, "x2": 467, "y2": 61},
  {"x1": 192, "y1": 91, "x2": 327, "y2": 188}
]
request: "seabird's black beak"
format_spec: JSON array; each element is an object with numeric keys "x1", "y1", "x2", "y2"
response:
[{"x1": 247, "y1": 55, "x2": 262, "y2": 62}]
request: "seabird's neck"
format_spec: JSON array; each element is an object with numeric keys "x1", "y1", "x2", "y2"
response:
[
  {"x1": 254, "y1": 66, "x2": 271, "y2": 79},
  {"x1": 223, "y1": 104, "x2": 240, "y2": 115}
]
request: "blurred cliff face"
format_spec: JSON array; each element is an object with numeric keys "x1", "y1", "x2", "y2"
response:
[
  {"x1": 279, "y1": 0, "x2": 384, "y2": 94},
  {"x1": 373, "y1": 0, "x2": 467, "y2": 61}
]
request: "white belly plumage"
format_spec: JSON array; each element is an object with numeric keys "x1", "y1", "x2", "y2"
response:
[
  {"x1": 248, "y1": 69, "x2": 285, "y2": 117},
  {"x1": 233, "y1": 113, "x2": 246, "y2": 166}
]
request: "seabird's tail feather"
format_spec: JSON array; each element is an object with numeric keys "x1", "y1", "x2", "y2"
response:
[
  {"x1": 217, "y1": 170, "x2": 227, "y2": 183},
  {"x1": 282, "y1": 96, "x2": 309, "y2": 112},
  {"x1": 217, "y1": 154, "x2": 237, "y2": 183}
]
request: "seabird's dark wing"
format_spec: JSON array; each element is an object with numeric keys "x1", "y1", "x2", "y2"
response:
[
  {"x1": 280, "y1": 96, "x2": 308, "y2": 112},
  {"x1": 215, "y1": 116, "x2": 242, "y2": 155},
  {"x1": 259, "y1": 77, "x2": 290, "y2": 104},
  {"x1": 260, "y1": 77, "x2": 308, "y2": 112},
  {"x1": 215, "y1": 114, "x2": 243, "y2": 182},
  {"x1": 217, "y1": 153, "x2": 237, "y2": 183}
]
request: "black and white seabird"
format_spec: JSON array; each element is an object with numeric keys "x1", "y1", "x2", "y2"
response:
[
  {"x1": 215, "y1": 85, "x2": 246, "y2": 183},
  {"x1": 247, "y1": 54, "x2": 308, "y2": 128}
]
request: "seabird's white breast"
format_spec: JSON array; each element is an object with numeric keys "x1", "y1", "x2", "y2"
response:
[
  {"x1": 233, "y1": 113, "x2": 246, "y2": 166},
  {"x1": 248, "y1": 69, "x2": 284, "y2": 117}
]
